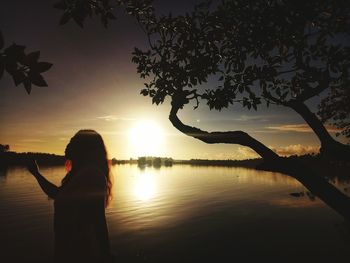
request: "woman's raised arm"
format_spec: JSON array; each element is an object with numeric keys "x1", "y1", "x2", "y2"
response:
[{"x1": 27, "y1": 159, "x2": 59, "y2": 199}]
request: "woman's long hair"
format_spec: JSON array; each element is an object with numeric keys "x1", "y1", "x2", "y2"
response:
[{"x1": 62, "y1": 129, "x2": 112, "y2": 207}]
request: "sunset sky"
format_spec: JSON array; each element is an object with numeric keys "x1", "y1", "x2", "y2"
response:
[{"x1": 0, "y1": 0, "x2": 346, "y2": 160}]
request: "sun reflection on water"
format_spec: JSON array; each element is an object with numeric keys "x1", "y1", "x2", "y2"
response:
[{"x1": 133, "y1": 170, "x2": 157, "y2": 201}]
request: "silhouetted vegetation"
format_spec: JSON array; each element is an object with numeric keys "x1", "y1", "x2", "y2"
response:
[
  {"x1": 0, "y1": 31, "x2": 52, "y2": 94},
  {"x1": 0, "y1": 144, "x2": 10, "y2": 153},
  {"x1": 111, "y1": 158, "x2": 130, "y2": 165},
  {"x1": 0, "y1": 151, "x2": 65, "y2": 168},
  {"x1": 137, "y1": 156, "x2": 173, "y2": 167},
  {"x1": 176, "y1": 158, "x2": 262, "y2": 168}
]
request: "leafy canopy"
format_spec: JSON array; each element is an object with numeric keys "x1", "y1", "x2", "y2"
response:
[{"x1": 132, "y1": 0, "x2": 349, "y2": 112}]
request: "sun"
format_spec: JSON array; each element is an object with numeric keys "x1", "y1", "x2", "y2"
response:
[{"x1": 129, "y1": 120, "x2": 165, "y2": 157}]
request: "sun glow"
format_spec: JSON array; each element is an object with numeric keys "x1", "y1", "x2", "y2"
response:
[{"x1": 129, "y1": 120, "x2": 165, "y2": 157}]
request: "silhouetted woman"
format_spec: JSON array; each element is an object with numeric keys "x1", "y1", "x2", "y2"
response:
[{"x1": 27, "y1": 130, "x2": 113, "y2": 263}]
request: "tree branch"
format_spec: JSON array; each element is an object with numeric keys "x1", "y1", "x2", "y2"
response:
[{"x1": 169, "y1": 102, "x2": 279, "y2": 161}]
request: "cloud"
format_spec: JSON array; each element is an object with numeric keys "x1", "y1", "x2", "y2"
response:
[
  {"x1": 97, "y1": 115, "x2": 135, "y2": 122},
  {"x1": 202, "y1": 115, "x2": 270, "y2": 125},
  {"x1": 266, "y1": 124, "x2": 340, "y2": 133},
  {"x1": 271, "y1": 144, "x2": 319, "y2": 156},
  {"x1": 195, "y1": 149, "x2": 259, "y2": 160},
  {"x1": 236, "y1": 147, "x2": 260, "y2": 159},
  {"x1": 232, "y1": 115, "x2": 270, "y2": 122},
  {"x1": 19, "y1": 139, "x2": 46, "y2": 143}
]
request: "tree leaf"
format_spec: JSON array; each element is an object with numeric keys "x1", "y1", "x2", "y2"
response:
[
  {"x1": 24, "y1": 51, "x2": 40, "y2": 65},
  {"x1": 4, "y1": 44, "x2": 26, "y2": 59},
  {"x1": 140, "y1": 89, "x2": 149, "y2": 96},
  {"x1": 34, "y1": 62, "x2": 53, "y2": 73},
  {"x1": 23, "y1": 79, "x2": 32, "y2": 94},
  {"x1": 12, "y1": 71, "x2": 26, "y2": 86},
  {"x1": 29, "y1": 73, "x2": 48, "y2": 87},
  {"x1": 5, "y1": 61, "x2": 17, "y2": 74}
]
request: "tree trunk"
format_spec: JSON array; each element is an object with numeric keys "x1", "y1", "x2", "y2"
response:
[
  {"x1": 169, "y1": 103, "x2": 350, "y2": 220},
  {"x1": 288, "y1": 100, "x2": 350, "y2": 159}
]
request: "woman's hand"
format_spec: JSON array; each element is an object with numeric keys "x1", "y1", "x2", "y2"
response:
[
  {"x1": 26, "y1": 158, "x2": 59, "y2": 199},
  {"x1": 27, "y1": 159, "x2": 40, "y2": 177}
]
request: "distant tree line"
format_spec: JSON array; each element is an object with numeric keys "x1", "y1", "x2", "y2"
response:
[
  {"x1": 137, "y1": 156, "x2": 173, "y2": 167},
  {"x1": 0, "y1": 148, "x2": 65, "y2": 167},
  {"x1": 178, "y1": 158, "x2": 263, "y2": 168},
  {"x1": 0, "y1": 144, "x2": 10, "y2": 153}
]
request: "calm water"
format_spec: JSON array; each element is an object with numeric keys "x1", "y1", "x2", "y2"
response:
[{"x1": 0, "y1": 165, "x2": 349, "y2": 262}]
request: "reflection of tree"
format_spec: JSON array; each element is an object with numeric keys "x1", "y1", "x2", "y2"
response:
[
  {"x1": 0, "y1": 168, "x2": 7, "y2": 177},
  {"x1": 0, "y1": 144, "x2": 10, "y2": 172}
]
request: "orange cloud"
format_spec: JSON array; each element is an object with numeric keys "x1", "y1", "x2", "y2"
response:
[
  {"x1": 271, "y1": 144, "x2": 319, "y2": 156},
  {"x1": 237, "y1": 147, "x2": 260, "y2": 159}
]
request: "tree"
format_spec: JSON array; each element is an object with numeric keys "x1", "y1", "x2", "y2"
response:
[
  {"x1": 318, "y1": 81, "x2": 350, "y2": 142},
  {"x1": 0, "y1": 144, "x2": 10, "y2": 153},
  {"x1": 131, "y1": 0, "x2": 350, "y2": 159}
]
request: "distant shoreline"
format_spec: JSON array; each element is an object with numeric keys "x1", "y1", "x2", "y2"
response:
[
  {"x1": 0, "y1": 151, "x2": 65, "y2": 167},
  {"x1": 1, "y1": 152, "x2": 349, "y2": 180},
  {"x1": 0, "y1": 151, "x2": 262, "y2": 168}
]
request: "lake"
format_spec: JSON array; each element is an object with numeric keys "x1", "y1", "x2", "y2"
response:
[{"x1": 0, "y1": 165, "x2": 349, "y2": 262}]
